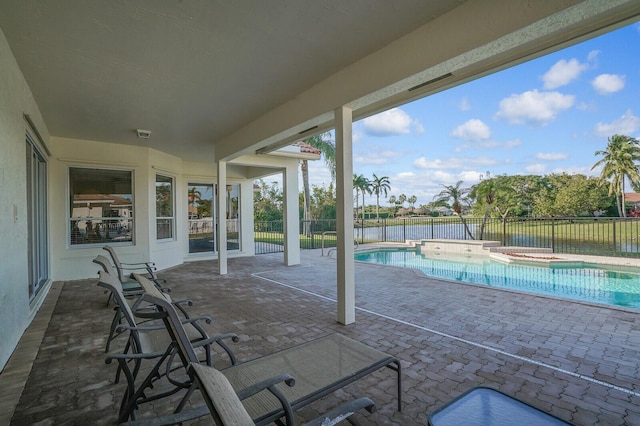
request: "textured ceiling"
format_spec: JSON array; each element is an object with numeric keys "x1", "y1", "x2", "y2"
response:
[{"x1": 0, "y1": 0, "x2": 465, "y2": 160}]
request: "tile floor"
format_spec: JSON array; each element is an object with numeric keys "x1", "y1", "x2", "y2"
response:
[{"x1": 2, "y1": 248, "x2": 640, "y2": 425}]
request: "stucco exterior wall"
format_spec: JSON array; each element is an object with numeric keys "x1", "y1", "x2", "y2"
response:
[
  {"x1": 48, "y1": 140, "x2": 273, "y2": 281},
  {"x1": 0, "y1": 26, "x2": 50, "y2": 370},
  {"x1": 49, "y1": 137, "x2": 154, "y2": 280}
]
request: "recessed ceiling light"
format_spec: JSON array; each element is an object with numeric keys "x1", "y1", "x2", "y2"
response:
[{"x1": 136, "y1": 129, "x2": 151, "y2": 139}]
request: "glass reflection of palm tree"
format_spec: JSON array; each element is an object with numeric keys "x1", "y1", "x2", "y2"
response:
[
  {"x1": 188, "y1": 187, "x2": 202, "y2": 218},
  {"x1": 226, "y1": 185, "x2": 232, "y2": 219}
]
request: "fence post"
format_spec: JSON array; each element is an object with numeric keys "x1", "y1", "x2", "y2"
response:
[
  {"x1": 551, "y1": 218, "x2": 555, "y2": 252},
  {"x1": 464, "y1": 217, "x2": 467, "y2": 240},
  {"x1": 431, "y1": 218, "x2": 434, "y2": 239},
  {"x1": 383, "y1": 218, "x2": 386, "y2": 242},
  {"x1": 310, "y1": 221, "x2": 315, "y2": 249},
  {"x1": 403, "y1": 219, "x2": 406, "y2": 242},
  {"x1": 613, "y1": 218, "x2": 617, "y2": 255},
  {"x1": 502, "y1": 218, "x2": 506, "y2": 246}
]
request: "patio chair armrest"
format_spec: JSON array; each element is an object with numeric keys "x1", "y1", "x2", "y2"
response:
[
  {"x1": 235, "y1": 373, "x2": 296, "y2": 400},
  {"x1": 114, "y1": 323, "x2": 166, "y2": 333},
  {"x1": 181, "y1": 315, "x2": 212, "y2": 325},
  {"x1": 121, "y1": 261, "x2": 156, "y2": 269},
  {"x1": 303, "y1": 397, "x2": 376, "y2": 426},
  {"x1": 235, "y1": 373, "x2": 297, "y2": 425},
  {"x1": 210, "y1": 333, "x2": 240, "y2": 365},
  {"x1": 171, "y1": 299, "x2": 194, "y2": 318},
  {"x1": 185, "y1": 332, "x2": 239, "y2": 366}
]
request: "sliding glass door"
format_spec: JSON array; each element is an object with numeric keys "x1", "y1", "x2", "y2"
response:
[
  {"x1": 26, "y1": 137, "x2": 48, "y2": 299},
  {"x1": 187, "y1": 183, "x2": 215, "y2": 254},
  {"x1": 187, "y1": 182, "x2": 241, "y2": 254},
  {"x1": 221, "y1": 184, "x2": 241, "y2": 251}
]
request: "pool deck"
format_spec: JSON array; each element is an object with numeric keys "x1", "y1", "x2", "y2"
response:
[{"x1": 2, "y1": 245, "x2": 640, "y2": 425}]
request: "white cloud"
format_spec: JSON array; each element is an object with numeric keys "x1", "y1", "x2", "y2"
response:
[
  {"x1": 430, "y1": 170, "x2": 456, "y2": 182},
  {"x1": 495, "y1": 90, "x2": 574, "y2": 126},
  {"x1": 525, "y1": 164, "x2": 546, "y2": 174},
  {"x1": 551, "y1": 165, "x2": 595, "y2": 176},
  {"x1": 587, "y1": 50, "x2": 600, "y2": 61},
  {"x1": 385, "y1": 169, "x2": 490, "y2": 205},
  {"x1": 455, "y1": 137, "x2": 521, "y2": 153},
  {"x1": 413, "y1": 156, "x2": 499, "y2": 170},
  {"x1": 362, "y1": 108, "x2": 422, "y2": 137},
  {"x1": 504, "y1": 139, "x2": 522, "y2": 149},
  {"x1": 535, "y1": 152, "x2": 568, "y2": 161},
  {"x1": 458, "y1": 97, "x2": 471, "y2": 111},
  {"x1": 592, "y1": 74, "x2": 625, "y2": 95},
  {"x1": 354, "y1": 155, "x2": 387, "y2": 165},
  {"x1": 542, "y1": 58, "x2": 587, "y2": 89},
  {"x1": 397, "y1": 171, "x2": 415, "y2": 178},
  {"x1": 454, "y1": 141, "x2": 499, "y2": 152},
  {"x1": 576, "y1": 101, "x2": 597, "y2": 112},
  {"x1": 459, "y1": 170, "x2": 483, "y2": 182},
  {"x1": 451, "y1": 119, "x2": 491, "y2": 141},
  {"x1": 354, "y1": 150, "x2": 401, "y2": 165},
  {"x1": 594, "y1": 109, "x2": 640, "y2": 136}
]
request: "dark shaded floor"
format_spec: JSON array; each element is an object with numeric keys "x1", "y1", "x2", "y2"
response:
[{"x1": 6, "y1": 250, "x2": 640, "y2": 425}]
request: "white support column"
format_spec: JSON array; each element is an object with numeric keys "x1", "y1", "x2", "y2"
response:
[
  {"x1": 283, "y1": 162, "x2": 301, "y2": 266},
  {"x1": 217, "y1": 160, "x2": 228, "y2": 275},
  {"x1": 335, "y1": 106, "x2": 355, "y2": 325}
]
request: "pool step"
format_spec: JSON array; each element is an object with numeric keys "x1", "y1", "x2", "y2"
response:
[
  {"x1": 490, "y1": 246, "x2": 553, "y2": 254},
  {"x1": 417, "y1": 239, "x2": 501, "y2": 256},
  {"x1": 407, "y1": 240, "x2": 555, "y2": 257}
]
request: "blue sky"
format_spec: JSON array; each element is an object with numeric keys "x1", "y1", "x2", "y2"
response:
[{"x1": 297, "y1": 21, "x2": 640, "y2": 208}]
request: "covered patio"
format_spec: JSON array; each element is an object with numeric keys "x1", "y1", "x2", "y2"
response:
[
  {"x1": 3, "y1": 2, "x2": 640, "y2": 424},
  {"x1": 3, "y1": 248, "x2": 639, "y2": 425}
]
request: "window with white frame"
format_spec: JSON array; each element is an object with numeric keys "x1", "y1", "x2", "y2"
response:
[
  {"x1": 156, "y1": 174, "x2": 174, "y2": 240},
  {"x1": 69, "y1": 167, "x2": 134, "y2": 246}
]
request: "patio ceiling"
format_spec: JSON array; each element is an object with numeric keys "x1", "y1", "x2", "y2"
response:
[{"x1": 2, "y1": 1, "x2": 640, "y2": 162}]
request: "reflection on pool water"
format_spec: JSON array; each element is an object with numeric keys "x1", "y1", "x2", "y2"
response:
[{"x1": 354, "y1": 248, "x2": 640, "y2": 309}]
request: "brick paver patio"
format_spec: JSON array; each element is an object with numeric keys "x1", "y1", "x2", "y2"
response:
[{"x1": 5, "y1": 248, "x2": 640, "y2": 425}]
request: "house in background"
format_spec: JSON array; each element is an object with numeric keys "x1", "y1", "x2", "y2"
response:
[{"x1": 1, "y1": 1, "x2": 639, "y2": 371}]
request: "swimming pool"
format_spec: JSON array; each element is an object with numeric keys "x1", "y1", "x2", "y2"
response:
[{"x1": 354, "y1": 248, "x2": 640, "y2": 309}]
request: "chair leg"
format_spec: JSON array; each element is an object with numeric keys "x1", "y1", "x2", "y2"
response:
[
  {"x1": 174, "y1": 382, "x2": 198, "y2": 413},
  {"x1": 117, "y1": 350, "x2": 172, "y2": 423}
]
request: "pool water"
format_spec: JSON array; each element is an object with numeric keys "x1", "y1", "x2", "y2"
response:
[{"x1": 354, "y1": 249, "x2": 640, "y2": 309}]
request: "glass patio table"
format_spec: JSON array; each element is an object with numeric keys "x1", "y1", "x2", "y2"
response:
[{"x1": 428, "y1": 386, "x2": 573, "y2": 426}]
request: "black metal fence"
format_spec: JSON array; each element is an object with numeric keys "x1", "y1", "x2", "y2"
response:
[{"x1": 255, "y1": 216, "x2": 640, "y2": 257}]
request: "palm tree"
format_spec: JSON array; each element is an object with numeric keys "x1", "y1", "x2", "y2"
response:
[
  {"x1": 408, "y1": 195, "x2": 417, "y2": 211},
  {"x1": 301, "y1": 133, "x2": 335, "y2": 234},
  {"x1": 433, "y1": 180, "x2": 474, "y2": 239},
  {"x1": 370, "y1": 174, "x2": 391, "y2": 221},
  {"x1": 470, "y1": 174, "x2": 508, "y2": 240},
  {"x1": 398, "y1": 194, "x2": 407, "y2": 209},
  {"x1": 388, "y1": 195, "x2": 397, "y2": 218},
  {"x1": 592, "y1": 134, "x2": 640, "y2": 217},
  {"x1": 353, "y1": 174, "x2": 371, "y2": 221},
  {"x1": 353, "y1": 174, "x2": 364, "y2": 220}
]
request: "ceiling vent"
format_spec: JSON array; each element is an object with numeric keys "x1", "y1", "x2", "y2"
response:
[
  {"x1": 408, "y1": 73, "x2": 453, "y2": 92},
  {"x1": 298, "y1": 125, "x2": 318, "y2": 135},
  {"x1": 136, "y1": 129, "x2": 151, "y2": 139}
]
